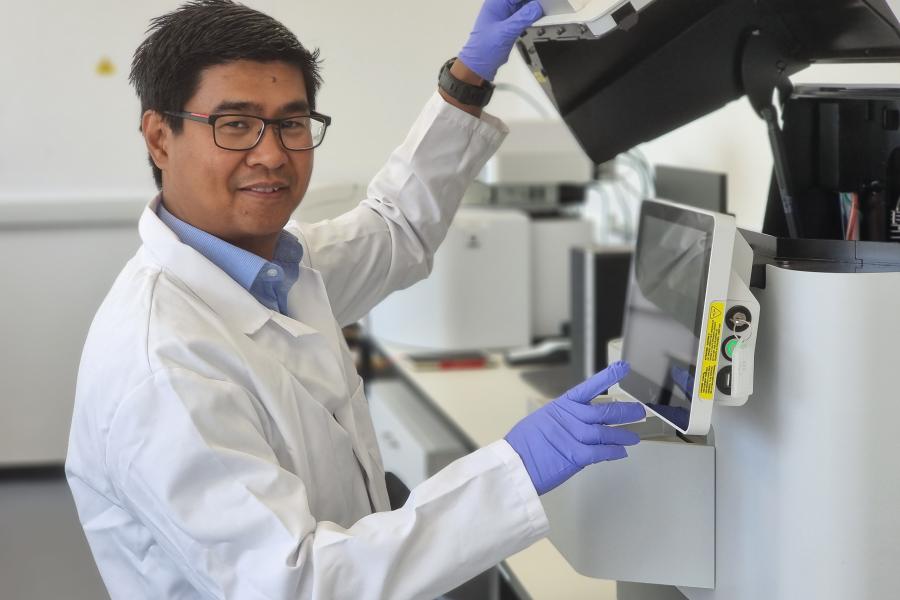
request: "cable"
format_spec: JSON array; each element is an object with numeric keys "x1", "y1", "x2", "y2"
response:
[
  {"x1": 586, "y1": 146, "x2": 655, "y2": 244},
  {"x1": 493, "y1": 83, "x2": 553, "y2": 119},
  {"x1": 625, "y1": 148, "x2": 656, "y2": 198},
  {"x1": 612, "y1": 183, "x2": 635, "y2": 240},
  {"x1": 847, "y1": 192, "x2": 860, "y2": 241},
  {"x1": 617, "y1": 151, "x2": 655, "y2": 200}
]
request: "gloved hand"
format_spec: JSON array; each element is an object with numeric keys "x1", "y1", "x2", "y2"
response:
[
  {"x1": 458, "y1": 0, "x2": 545, "y2": 81},
  {"x1": 505, "y1": 361, "x2": 645, "y2": 495}
]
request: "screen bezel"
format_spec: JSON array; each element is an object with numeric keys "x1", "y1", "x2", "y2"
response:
[{"x1": 620, "y1": 199, "x2": 732, "y2": 435}]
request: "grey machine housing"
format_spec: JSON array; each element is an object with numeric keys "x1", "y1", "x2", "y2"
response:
[{"x1": 522, "y1": 1, "x2": 900, "y2": 598}]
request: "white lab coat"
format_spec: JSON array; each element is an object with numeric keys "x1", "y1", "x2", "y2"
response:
[{"x1": 65, "y1": 92, "x2": 549, "y2": 600}]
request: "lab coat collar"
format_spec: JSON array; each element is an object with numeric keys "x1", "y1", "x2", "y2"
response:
[{"x1": 139, "y1": 195, "x2": 276, "y2": 336}]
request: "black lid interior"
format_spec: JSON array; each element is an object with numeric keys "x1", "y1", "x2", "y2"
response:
[{"x1": 521, "y1": 0, "x2": 900, "y2": 164}]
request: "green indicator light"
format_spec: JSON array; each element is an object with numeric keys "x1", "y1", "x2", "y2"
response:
[{"x1": 725, "y1": 339, "x2": 739, "y2": 359}]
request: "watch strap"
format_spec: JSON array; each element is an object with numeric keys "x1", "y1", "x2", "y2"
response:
[{"x1": 438, "y1": 58, "x2": 495, "y2": 108}]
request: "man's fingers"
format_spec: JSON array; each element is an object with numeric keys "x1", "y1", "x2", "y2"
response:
[
  {"x1": 504, "y1": 0, "x2": 528, "y2": 10},
  {"x1": 573, "y1": 443, "x2": 628, "y2": 466},
  {"x1": 565, "y1": 420, "x2": 602, "y2": 444},
  {"x1": 597, "y1": 425, "x2": 641, "y2": 446},
  {"x1": 576, "y1": 421, "x2": 641, "y2": 446},
  {"x1": 564, "y1": 361, "x2": 631, "y2": 404},
  {"x1": 595, "y1": 401, "x2": 646, "y2": 426},
  {"x1": 558, "y1": 399, "x2": 645, "y2": 426},
  {"x1": 502, "y1": 0, "x2": 544, "y2": 33},
  {"x1": 559, "y1": 410, "x2": 641, "y2": 445},
  {"x1": 487, "y1": 0, "x2": 528, "y2": 20}
]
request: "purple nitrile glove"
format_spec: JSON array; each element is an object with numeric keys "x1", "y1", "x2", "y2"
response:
[
  {"x1": 458, "y1": 0, "x2": 545, "y2": 81},
  {"x1": 505, "y1": 361, "x2": 645, "y2": 495}
]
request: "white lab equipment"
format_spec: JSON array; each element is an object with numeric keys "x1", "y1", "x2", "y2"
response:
[
  {"x1": 522, "y1": 0, "x2": 900, "y2": 598},
  {"x1": 465, "y1": 120, "x2": 593, "y2": 216},
  {"x1": 531, "y1": 218, "x2": 593, "y2": 338},
  {"x1": 466, "y1": 119, "x2": 595, "y2": 341},
  {"x1": 619, "y1": 199, "x2": 759, "y2": 435},
  {"x1": 366, "y1": 379, "x2": 467, "y2": 489},
  {"x1": 368, "y1": 206, "x2": 532, "y2": 351},
  {"x1": 535, "y1": 0, "x2": 658, "y2": 37},
  {"x1": 478, "y1": 120, "x2": 592, "y2": 188}
]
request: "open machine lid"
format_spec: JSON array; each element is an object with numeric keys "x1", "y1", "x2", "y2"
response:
[{"x1": 519, "y1": 0, "x2": 900, "y2": 165}]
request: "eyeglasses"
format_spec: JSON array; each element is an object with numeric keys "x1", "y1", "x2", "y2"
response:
[{"x1": 163, "y1": 110, "x2": 331, "y2": 151}]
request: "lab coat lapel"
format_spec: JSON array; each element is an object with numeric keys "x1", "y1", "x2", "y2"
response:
[
  {"x1": 285, "y1": 265, "x2": 346, "y2": 355},
  {"x1": 257, "y1": 266, "x2": 349, "y2": 413},
  {"x1": 142, "y1": 196, "x2": 389, "y2": 511},
  {"x1": 285, "y1": 266, "x2": 390, "y2": 511},
  {"x1": 138, "y1": 197, "x2": 271, "y2": 335}
]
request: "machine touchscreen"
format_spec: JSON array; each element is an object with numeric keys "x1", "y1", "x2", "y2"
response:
[{"x1": 620, "y1": 204, "x2": 714, "y2": 432}]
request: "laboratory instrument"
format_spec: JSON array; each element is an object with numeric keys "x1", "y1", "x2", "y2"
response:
[
  {"x1": 619, "y1": 199, "x2": 759, "y2": 435},
  {"x1": 522, "y1": 0, "x2": 900, "y2": 597},
  {"x1": 367, "y1": 207, "x2": 532, "y2": 350}
]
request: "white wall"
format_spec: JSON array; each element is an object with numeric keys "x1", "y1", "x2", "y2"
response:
[{"x1": 0, "y1": 0, "x2": 485, "y2": 201}]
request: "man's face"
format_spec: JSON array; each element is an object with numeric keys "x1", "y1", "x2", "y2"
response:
[{"x1": 149, "y1": 60, "x2": 314, "y2": 252}]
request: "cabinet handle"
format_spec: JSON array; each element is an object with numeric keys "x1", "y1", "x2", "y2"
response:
[{"x1": 380, "y1": 431, "x2": 401, "y2": 450}]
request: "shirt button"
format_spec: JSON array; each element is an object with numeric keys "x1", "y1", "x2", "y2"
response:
[{"x1": 267, "y1": 268, "x2": 278, "y2": 277}]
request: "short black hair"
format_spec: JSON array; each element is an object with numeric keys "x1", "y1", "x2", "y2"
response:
[{"x1": 130, "y1": 0, "x2": 323, "y2": 189}]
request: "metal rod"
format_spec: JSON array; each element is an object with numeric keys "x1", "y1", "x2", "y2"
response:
[{"x1": 761, "y1": 106, "x2": 801, "y2": 238}]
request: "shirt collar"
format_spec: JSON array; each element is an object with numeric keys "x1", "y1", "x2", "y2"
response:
[
  {"x1": 139, "y1": 196, "x2": 271, "y2": 334},
  {"x1": 158, "y1": 200, "x2": 272, "y2": 291},
  {"x1": 157, "y1": 198, "x2": 303, "y2": 299}
]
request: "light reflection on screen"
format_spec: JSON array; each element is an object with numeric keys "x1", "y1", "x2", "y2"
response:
[{"x1": 621, "y1": 213, "x2": 712, "y2": 431}]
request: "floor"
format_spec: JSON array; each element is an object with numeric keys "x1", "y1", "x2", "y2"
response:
[{"x1": 0, "y1": 468, "x2": 108, "y2": 600}]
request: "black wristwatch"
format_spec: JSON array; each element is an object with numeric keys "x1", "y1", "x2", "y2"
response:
[{"x1": 438, "y1": 58, "x2": 495, "y2": 108}]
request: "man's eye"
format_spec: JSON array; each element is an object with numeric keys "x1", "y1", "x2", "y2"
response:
[
  {"x1": 281, "y1": 119, "x2": 308, "y2": 130},
  {"x1": 223, "y1": 120, "x2": 250, "y2": 129}
]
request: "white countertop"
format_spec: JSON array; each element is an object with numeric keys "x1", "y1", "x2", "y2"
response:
[{"x1": 374, "y1": 339, "x2": 618, "y2": 600}]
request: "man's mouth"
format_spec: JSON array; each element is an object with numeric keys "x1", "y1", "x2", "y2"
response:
[{"x1": 239, "y1": 183, "x2": 289, "y2": 195}]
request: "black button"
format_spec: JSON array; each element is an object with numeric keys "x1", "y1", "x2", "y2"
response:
[
  {"x1": 716, "y1": 366, "x2": 732, "y2": 395},
  {"x1": 726, "y1": 306, "x2": 751, "y2": 333}
]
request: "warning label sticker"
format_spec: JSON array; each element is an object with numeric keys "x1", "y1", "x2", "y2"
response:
[{"x1": 699, "y1": 301, "x2": 725, "y2": 400}]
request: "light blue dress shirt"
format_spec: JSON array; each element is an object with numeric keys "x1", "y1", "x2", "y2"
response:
[{"x1": 157, "y1": 201, "x2": 303, "y2": 315}]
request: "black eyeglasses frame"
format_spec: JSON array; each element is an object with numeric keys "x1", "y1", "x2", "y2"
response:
[{"x1": 162, "y1": 110, "x2": 332, "y2": 151}]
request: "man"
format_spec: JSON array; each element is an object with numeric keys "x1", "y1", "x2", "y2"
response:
[{"x1": 66, "y1": 1, "x2": 645, "y2": 598}]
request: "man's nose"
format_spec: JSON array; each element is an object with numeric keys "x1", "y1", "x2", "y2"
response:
[{"x1": 245, "y1": 124, "x2": 288, "y2": 169}]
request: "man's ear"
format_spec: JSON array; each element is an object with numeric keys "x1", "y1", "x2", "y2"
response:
[{"x1": 142, "y1": 110, "x2": 170, "y2": 172}]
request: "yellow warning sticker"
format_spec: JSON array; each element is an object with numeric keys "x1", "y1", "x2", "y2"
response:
[
  {"x1": 699, "y1": 301, "x2": 725, "y2": 400},
  {"x1": 95, "y1": 57, "x2": 116, "y2": 77}
]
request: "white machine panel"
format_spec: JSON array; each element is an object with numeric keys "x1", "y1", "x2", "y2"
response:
[
  {"x1": 536, "y1": 0, "x2": 657, "y2": 36},
  {"x1": 367, "y1": 379, "x2": 467, "y2": 488},
  {"x1": 531, "y1": 218, "x2": 593, "y2": 338},
  {"x1": 368, "y1": 207, "x2": 531, "y2": 351},
  {"x1": 543, "y1": 433, "x2": 714, "y2": 589},
  {"x1": 681, "y1": 266, "x2": 900, "y2": 600}
]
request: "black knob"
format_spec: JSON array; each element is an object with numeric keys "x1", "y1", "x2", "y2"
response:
[
  {"x1": 726, "y1": 306, "x2": 751, "y2": 333},
  {"x1": 716, "y1": 366, "x2": 732, "y2": 395}
]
